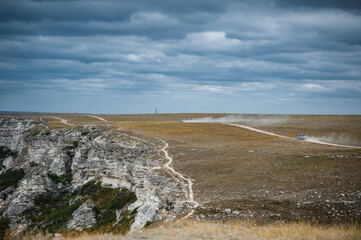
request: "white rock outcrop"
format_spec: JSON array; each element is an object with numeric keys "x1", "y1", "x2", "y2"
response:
[
  {"x1": 67, "y1": 200, "x2": 97, "y2": 231},
  {"x1": 0, "y1": 117, "x2": 38, "y2": 152},
  {"x1": 0, "y1": 117, "x2": 194, "y2": 234}
]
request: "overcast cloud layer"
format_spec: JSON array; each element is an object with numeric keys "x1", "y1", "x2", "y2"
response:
[{"x1": 0, "y1": 0, "x2": 360, "y2": 114}]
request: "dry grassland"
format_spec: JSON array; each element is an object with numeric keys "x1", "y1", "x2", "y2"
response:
[
  {"x1": 25, "y1": 221, "x2": 361, "y2": 240},
  {"x1": 34, "y1": 113, "x2": 361, "y2": 224}
]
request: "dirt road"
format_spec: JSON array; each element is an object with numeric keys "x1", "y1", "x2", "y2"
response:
[
  {"x1": 49, "y1": 116, "x2": 74, "y2": 126},
  {"x1": 227, "y1": 123, "x2": 361, "y2": 149},
  {"x1": 87, "y1": 115, "x2": 108, "y2": 122}
]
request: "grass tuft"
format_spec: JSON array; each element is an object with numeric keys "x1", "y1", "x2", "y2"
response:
[{"x1": 72, "y1": 141, "x2": 79, "y2": 148}]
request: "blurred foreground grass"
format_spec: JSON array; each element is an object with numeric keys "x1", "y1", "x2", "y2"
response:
[{"x1": 24, "y1": 221, "x2": 361, "y2": 240}]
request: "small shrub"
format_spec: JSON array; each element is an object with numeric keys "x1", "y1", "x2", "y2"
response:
[
  {"x1": 72, "y1": 141, "x2": 79, "y2": 148},
  {"x1": 145, "y1": 221, "x2": 154, "y2": 227},
  {"x1": 0, "y1": 169, "x2": 25, "y2": 191},
  {"x1": 48, "y1": 173, "x2": 72, "y2": 185},
  {"x1": 0, "y1": 214, "x2": 10, "y2": 240},
  {"x1": 31, "y1": 130, "x2": 42, "y2": 137}
]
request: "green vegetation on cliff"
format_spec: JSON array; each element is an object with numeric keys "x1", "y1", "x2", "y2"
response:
[
  {"x1": 24, "y1": 181, "x2": 137, "y2": 235},
  {"x1": 0, "y1": 213, "x2": 10, "y2": 240},
  {"x1": 0, "y1": 169, "x2": 25, "y2": 192},
  {"x1": 48, "y1": 172, "x2": 73, "y2": 185}
]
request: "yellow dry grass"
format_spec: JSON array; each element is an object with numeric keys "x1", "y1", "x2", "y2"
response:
[{"x1": 24, "y1": 221, "x2": 361, "y2": 240}]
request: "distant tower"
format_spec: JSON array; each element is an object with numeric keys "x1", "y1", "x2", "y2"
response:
[{"x1": 155, "y1": 108, "x2": 158, "y2": 114}]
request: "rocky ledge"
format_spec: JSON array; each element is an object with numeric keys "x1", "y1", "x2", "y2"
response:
[{"x1": 0, "y1": 117, "x2": 194, "y2": 238}]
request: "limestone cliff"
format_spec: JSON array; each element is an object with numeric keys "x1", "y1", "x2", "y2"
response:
[{"x1": 0, "y1": 117, "x2": 193, "y2": 237}]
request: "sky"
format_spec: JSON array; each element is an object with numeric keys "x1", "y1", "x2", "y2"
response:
[{"x1": 0, "y1": 0, "x2": 361, "y2": 114}]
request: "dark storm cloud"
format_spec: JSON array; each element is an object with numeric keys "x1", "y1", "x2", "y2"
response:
[
  {"x1": 0, "y1": 0, "x2": 227, "y2": 22},
  {"x1": 275, "y1": 0, "x2": 361, "y2": 10},
  {"x1": 0, "y1": 0, "x2": 227, "y2": 39},
  {"x1": 0, "y1": 0, "x2": 360, "y2": 113}
]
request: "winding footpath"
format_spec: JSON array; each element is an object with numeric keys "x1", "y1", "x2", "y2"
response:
[
  {"x1": 152, "y1": 138, "x2": 198, "y2": 220},
  {"x1": 116, "y1": 128, "x2": 199, "y2": 218},
  {"x1": 49, "y1": 116, "x2": 74, "y2": 126},
  {"x1": 227, "y1": 123, "x2": 361, "y2": 149},
  {"x1": 157, "y1": 139, "x2": 198, "y2": 207}
]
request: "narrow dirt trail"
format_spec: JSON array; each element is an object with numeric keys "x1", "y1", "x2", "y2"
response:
[
  {"x1": 157, "y1": 139, "x2": 198, "y2": 207},
  {"x1": 227, "y1": 123, "x2": 361, "y2": 149},
  {"x1": 87, "y1": 115, "x2": 108, "y2": 122},
  {"x1": 116, "y1": 127, "x2": 199, "y2": 219},
  {"x1": 49, "y1": 116, "x2": 74, "y2": 126}
]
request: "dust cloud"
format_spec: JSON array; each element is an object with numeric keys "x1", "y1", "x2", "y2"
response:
[
  {"x1": 183, "y1": 115, "x2": 289, "y2": 126},
  {"x1": 307, "y1": 133, "x2": 359, "y2": 146}
]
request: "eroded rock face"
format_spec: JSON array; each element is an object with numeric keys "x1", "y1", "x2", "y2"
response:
[
  {"x1": 67, "y1": 200, "x2": 96, "y2": 231},
  {"x1": 6, "y1": 167, "x2": 52, "y2": 229},
  {"x1": 0, "y1": 117, "x2": 192, "y2": 235},
  {"x1": 0, "y1": 117, "x2": 39, "y2": 153},
  {"x1": 71, "y1": 132, "x2": 189, "y2": 230}
]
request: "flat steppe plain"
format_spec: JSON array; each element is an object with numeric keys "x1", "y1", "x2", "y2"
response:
[{"x1": 4, "y1": 113, "x2": 361, "y2": 225}]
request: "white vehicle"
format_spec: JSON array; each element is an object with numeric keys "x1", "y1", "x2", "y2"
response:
[{"x1": 297, "y1": 134, "x2": 307, "y2": 140}]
